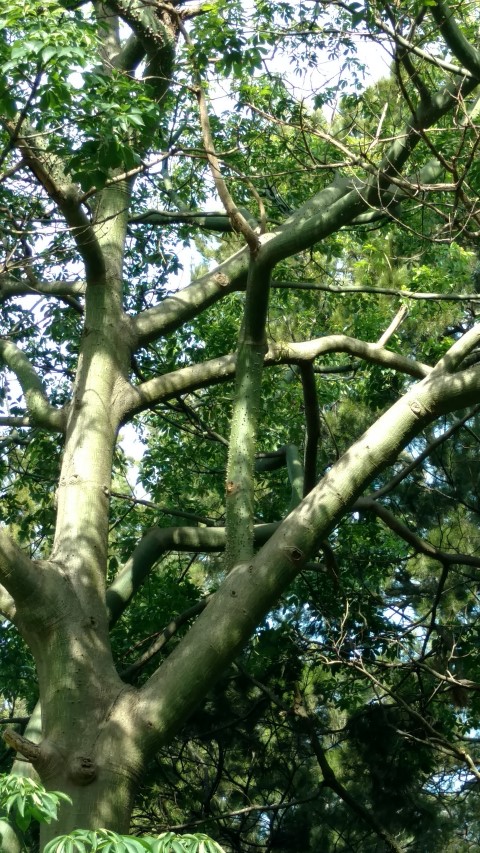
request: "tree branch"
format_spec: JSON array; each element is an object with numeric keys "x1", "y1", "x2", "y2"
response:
[
  {"x1": 344, "y1": 659, "x2": 480, "y2": 779},
  {"x1": 130, "y1": 58, "x2": 479, "y2": 347},
  {"x1": 109, "y1": 0, "x2": 177, "y2": 104},
  {"x1": 272, "y1": 280, "x2": 480, "y2": 302},
  {"x1": 239, "y1": 667, "x2": 403, "y2": 853},
  {"x1": 110, "y1": 490, "x2": 217, "y2": 526},
  {"x1": 112, "y1": 31, "x2": 145, "y2": 74},
  {"x1": 193, "y1": 86, "x2": 259, "y2": 247},
  {"x1": 430, "y1": 1, "x2": 480, "y2": 77},
  {"x1": 377, "y1": 305, "x2": 409, "y2": 346},
  {"x1": 0, "y1": 339, "x2": 67, "y2": 431},
  {"x1": 130, "y1": 208, "x2": 255, "y2": 233},
  {"x1": 0, "y1": 275, "x2": 85, "y2": 301},
  {"x1": 355, "y1": 497, "x2": 480, "y2": 569},
  {"x1": 299, "y1": 364, "x2": 321, "y2": 496},
  {"x1": 296, "y1": 701, "x2": 403, "y2": 853},
  {"x1": 106, "y1": 523, "x2": 278, "y2": 625},
  {"x1": 130, "y1": 251, "x2": 247, "y2": 346},
  {"x1": 119, "y1": 336, "x2": 430, "y2": 422},
  {"x1": 370, "y1": 406, "x2": 480, "y2": 500},
  {"x1": 2, "y1": 730, "x2": 41, "y2": 764},
  {"x1": 431, "y1": 324, "x2": 480, "y2": 374},
  {"x1": 225, "y1": 259, "x2": 271, "y2": 569},
  {"x1": 136, "y1": 332, "x2": 480, "y2": 743},
  {"x1": 0, "y1": 531, "x2": 39, "y2": 606},
  {"x1": 285, "y1": 444, "x2": 304, "y2": 511},
  {"x1": 372, "y1": 10, "x2": 475, "y2": 79},
  {"x1": 0, "y1": 117, "x2": 105, "y2": 282},
  {"x1": 120, "y1": 598, "x2": 211, "y2": 680},
  {"x1": 0, "y1": 582, "x2": 15, "y2": 621},
  {"x1": 168, "y1": 795, "x2": 318, "y2": 833}
]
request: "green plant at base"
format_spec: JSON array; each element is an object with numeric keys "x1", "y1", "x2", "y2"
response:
[
  {"x1": 0, "y1": 772, "x2": 71, "y2": 838},
  {"x1": 44, "y1": 829, "x2": 225, "y2": 853},
  {"x1": 0, "y1": 774, "x2": 225, "y2": 853}
]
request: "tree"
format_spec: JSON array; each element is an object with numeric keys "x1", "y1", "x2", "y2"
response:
[{"x1": 2, "y1": 0, "x2": 480, "y2": 849}]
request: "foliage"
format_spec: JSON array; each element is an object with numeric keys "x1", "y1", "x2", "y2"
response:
[
  {"x1": 0, "y1": 773, "x2": 70, "y2": 834},
  {"x1": 44, "y1": 830, "x2": 225, "y2": 853}
]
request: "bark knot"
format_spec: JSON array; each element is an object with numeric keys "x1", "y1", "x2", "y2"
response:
[
  {"x1": 283, "y1": 545, "x2": 305, "y2": 564},
  {"x1": 68, "y1": 754, "x2": 97, "y2": 785},
  {"x1": 213, "y1": 272, "x2": 229, "y2": 288},
  {"x1": 409, "y1": 399, "x2": 427, "y2": 418}
]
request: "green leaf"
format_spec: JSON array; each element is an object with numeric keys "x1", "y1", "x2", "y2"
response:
[{"x1": 41, "y1": 44, "x2": 58, "y2": 62}]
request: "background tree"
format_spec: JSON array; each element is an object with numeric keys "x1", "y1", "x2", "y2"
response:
[{"x1": 2, "y1": 0, "x2": 480, "y2": 850}]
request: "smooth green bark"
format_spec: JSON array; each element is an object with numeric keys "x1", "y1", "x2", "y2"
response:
[{"x1": 225, "y1": 259, "x2": 271, "y2": 570}]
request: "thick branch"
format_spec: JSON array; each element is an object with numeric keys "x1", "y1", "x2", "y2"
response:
[
  {"x1": 106, "y1": 523, "x2": 278, "y2": 625},
  {"x1": 299, "y1": 364, "x2": 321, "y2": 496},
  {"x1": 130, "y1": 249, "x2": 247, "y2": 346},
  {"x1": 112, "y1": 32, "x2": 145, "y2": 74},
  {"x1": 0, "y1": 582, "x2": 15, "y2": 621},
  {"x1": 431, "y1": 1, "x2": 480, "y2": 77},
  {"x1": 0, "y1": 339, "x2": 67, "y2": 431},
  {"x1": 0, "y1": 532, "x2": 39, "y2": 606},
  {"x1": 225, "y1": 259, "x2": 271, "y2": 569},
  {"x1": 106, "y1": 57, "x2": 480, "y2": 352},
  {"x1": 129, "y1": 177, "x2": 355, "y2": 348},
  {"x1": 136, "y1": 333, "x2": 480, "y2": 743},
  {"x1": 0, "y1": 275, "x2": 85, "y2": 301},
  {"x1": 127, "y1": 160, "x2": 411, "y2": 349},
  {"x1": 109, "y1": 0, "x2": 177, "y2": 104},
  {"x1": 130, "y1": 208, "x2": 255, "y2": 233},
  {"x1": 285, "y1": 444, "x2": 304, "y2": 511},
  {"x1": 2, "y1": 730, "x2": 41, "y2": 764},
  {"x1": 266, "y1": 81, "x2": 479, "y2": 264},
  {"x1": 119, "y1": 336, "x2": 430, "y2": 422}
]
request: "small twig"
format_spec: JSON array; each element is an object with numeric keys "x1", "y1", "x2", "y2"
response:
[
  {"x1": 120, "y1": 597, "x2": 211, "y2": 679},
  {"x1": 376, "y1": 304, "x2": 408, "y2": 347},
  {"x1": 110, "y1": 490, "x2": 217, "y2": 526},
  {"x1": 167, "y1": 795, "x2": 318, "y2": 832},
  {"x1": 177, "y1": 19, "x2": 260, "y2": 252}
]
